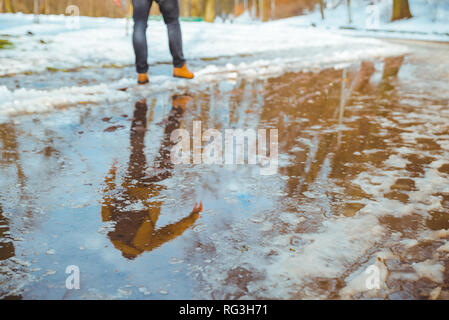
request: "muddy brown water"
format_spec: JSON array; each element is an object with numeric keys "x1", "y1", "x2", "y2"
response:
[{"x1": 0, "y1": 40, "x2": 448, "y2": 299}]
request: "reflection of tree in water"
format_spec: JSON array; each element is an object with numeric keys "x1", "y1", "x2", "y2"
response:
[
  {"x1": 180, "y1": 57, "x2": 416, "y2": 298},
  {"x1": 257, "y1": 56, "x2": 406, "y2": 214},
  {"x1": 379, "y1": 56, "x2": 404, "y2": 93},
  {"x1": 0, "y1": 123, "x2": 25, "y2": 186},
  {"x1": 0, "y1": 204, "x2": 14, "y2": 261},
  {"x1": 0, "y1": 121, "x2": 61, "y2": 225},
  {"x1": 175, "y1": 60, "x2": 406, "y2": 218},
  {"x1": 101, "y1": 97, "x2": 202, "y2": 260},
  {"x1": 0, "y1": 202, "x2": 21, "y2": 300},
  {"x1": 0, "y1": 123, "x2": 24, "y2": 299},
  {"x1": 0, "y1": 123, "x2": 22, "y2": 262}
]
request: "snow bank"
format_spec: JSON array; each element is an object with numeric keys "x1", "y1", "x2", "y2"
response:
[
  {"x1": 0, "y1": 13, "x2": 408, "y2": 118},
  {"x1": 0, "y1": 84, "x2": 128, "y2": 117},
  {"x1": 282, "y1": 0, "x2": 449, "y2": 42}
]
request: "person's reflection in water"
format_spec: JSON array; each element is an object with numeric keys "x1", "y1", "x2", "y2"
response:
[{"x1": 101, "y1": 95, "x2": 202, "y2": 260}]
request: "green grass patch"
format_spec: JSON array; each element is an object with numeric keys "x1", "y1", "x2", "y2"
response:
[
  {"x1": 46, "y1": 67, "x2": 59, "y2": 73},
  {"x1": 0, "y1": 39, "x2": 14, "y2": 49},
  {"x1": 101, "y1": 63, "x2": 124, "y2": 69}
]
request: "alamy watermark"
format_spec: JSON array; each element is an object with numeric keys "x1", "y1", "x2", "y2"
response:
[
  {"x1": 170, "y1": 121, "x2": 278, "y2": 176},
  {"x1": 40, "y1": 5, "x2": 80, "y2": 30},
  {"x1": 365, "y1": 4, "x2": 380, "y2": 29},
  {"x1": 65, "y1": 265, "x2": 80, "y2": 290},
  {"x1": 65, "y1": 5, "x2": 80, "y2": 30},
  {"x1": 365, "y1": 264, "x2": 380, "y2": 290}
]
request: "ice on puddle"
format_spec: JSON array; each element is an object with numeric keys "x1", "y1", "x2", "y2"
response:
[
  {"x1": 436, "y1": 242, "x2": 449, "y2": 253},
  {"x1": 384, "y1": 154, "x2": 409, "y2": 168},
  {"x1": 44, "y1": 269, "x2": 57, "y2": 276},
  {"x1": 121, "y1": 200, "x2": 146, "y2": 212},
  {"x1": 412, "y1": 260, "x2": 445, "y2": 283},
  {"x1": 169, "y1": 257, "x2": 184, "y2": 265},
  {"x1": 117, "y1": 288, "x2": 132, "y2": 297},
  {"x1": 138, "y1": 286, "x2": 151, "y2": 295},
  {"x1": 97, "y1": 221, "x2": 116, "y2": 234}
]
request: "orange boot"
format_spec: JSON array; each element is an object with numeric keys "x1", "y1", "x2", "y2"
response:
[
  {"x1": 137, "y1": 73, "x2": 149, "y2": 85},
  {"x1": 173, "y1": 64, "x2": 194, "y2": 79},
  {"x1": 172, "y1": 94, "x2": 193, "y2": 110}
]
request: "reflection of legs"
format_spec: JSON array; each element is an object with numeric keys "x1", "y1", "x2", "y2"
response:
[
  {"x1": 132, "y1": 0, "x2": 152, "y2": 74},
  {"x1": 144, "y1": 95, "x2": 189, "y2": 184},
  {"x1": 103, "y1": 96, "x2": 202, "y2": 259},
  {"x1": 128, "y1": 100, "x2": 148, "y2": 182},
  {"x1": 159, "y1": 0, "x2": 185, "y2": 68}
]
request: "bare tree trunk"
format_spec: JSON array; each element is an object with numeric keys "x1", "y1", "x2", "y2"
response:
[
  {"x1": 262, "y1": 0, "x2": 269, "y2": 21},
  {"x1": 126, "y1": 0, "x2": 133, "y2": 35},
  {"x1": 45, "y1": 0, "x2": 49, "y2": 14},
  {"x1": 109, "y1": 0, "x2": 114, "y2": 18},
  {"x1": 191, "y1": 0, "x2": 201, "y2": 17},
  {"x1": 89, "y1": 0, "x2": 94, "y2": 16},
  {"x1": 5, "y1": 0, "x2": 13, "y2": 12},
  {"x1": 39, "y1": 0, "x2": 50, "y2": 15},
  {"x1": 204, "y1": 0, "x2": 215, "y2": 22},
  {"x1": 346, "y1": 0, "x2": 352, "y2": 24},
  {"x1": 392, "y1": 0, "x2": 412, "y2": 21},
  {"x1": 319, "y1": 0, "x2": 324, "y2": 20},
  {"x1": 180, "y1": 0, "x2": 188, "y2": 17},
  {"x1": 34, "y1": 0, "x2": 39, "y2": 23}
]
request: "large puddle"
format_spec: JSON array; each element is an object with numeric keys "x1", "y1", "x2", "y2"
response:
[{"x1": 0, "y1": 40, "x2": 448, "y2": 299}]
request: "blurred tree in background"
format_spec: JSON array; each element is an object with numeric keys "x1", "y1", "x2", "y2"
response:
[
  {"x1": 0, "y1": 0, "x2": 415, "y2": 22},
  {"x1": 0, "y1": 0, "x2": 322, "y2": 20},
  {"x1": 392, "y1": 0, "x2": 412, "y2": 21}
]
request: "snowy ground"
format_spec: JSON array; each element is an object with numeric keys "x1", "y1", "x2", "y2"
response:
[
  {"x1": 0, "y1": 12, "x2": 410, "y2": 119},
  {"x1": 0, "y1": 13, "x2": 448, "y2": 300},
  {"x1": 281, "y1": 0, "x2": 449, "y2": 42},
  {"x1": 0, "y1": 40, "x2": 448, "y2": 299}
]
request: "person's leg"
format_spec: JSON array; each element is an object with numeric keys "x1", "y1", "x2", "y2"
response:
[
  {"x1": 158, "y1": 0, "x2": 186, "y2": 68},
  {"x1": 132, "y1": 0, "x2": 152, "y2": 74}
]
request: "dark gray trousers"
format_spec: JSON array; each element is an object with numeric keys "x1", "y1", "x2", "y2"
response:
[{"x1": 132, "y1": 0, "x2": 186, "y2": 73}]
